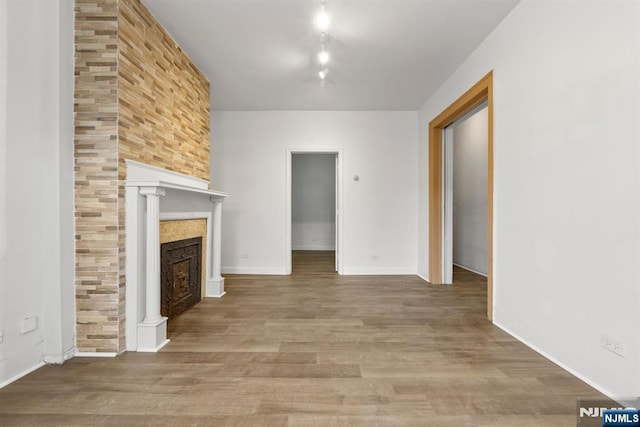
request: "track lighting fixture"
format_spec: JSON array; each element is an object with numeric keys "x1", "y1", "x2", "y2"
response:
[
  {"x1": 315, "y1": 1, "x2": 332, "y2": 87},
  {"x1": 315, "y1": 2, "x2": 331, "y2": 33},
  {"x1": 318, "y1": 49, "x2": 329, "y2": 66}
]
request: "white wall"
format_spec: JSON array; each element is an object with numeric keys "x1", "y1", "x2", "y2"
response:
[
  {"x1": 418, "y1": 0, "x2": 640, "y2": 398},
  {"x1": 212, "y1": 111, "x2": 418, "y2": 275},
  {"x1": 0, "y1": 0, "x2": 75, "y2": 387},
  {"x1": 292, "y1": 153, "x2": 336, "y2": 251},
  {"x1": 452, "y1": 107, "x2": 488, "y2": 275}
]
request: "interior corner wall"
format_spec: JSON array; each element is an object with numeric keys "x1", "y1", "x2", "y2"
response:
[
  {"x1": 1, "y1": 0, "x2": 76, "y2": 386},
  {"x1": 42, "y1": 0, "x2": 76, "y2": 365},
  {"x1": 452, "y1": 107, "x2": 488, "y2": 275},
  {"x1": 418, "y1": 0, "x2": 640, "y2": 398},
  {"x1": 74, "y1": 0, "x2": 210, "y2": 353},
  {"x1": 212, "y1": 111, "x2": 418, "y2": 275},
  {"x1": 292, "y1": 153, "x2": 336, "y2": 251}
]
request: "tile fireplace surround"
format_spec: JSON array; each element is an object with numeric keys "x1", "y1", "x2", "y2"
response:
[{"x1": 124, "y1": 160, "x2": 227, "y2": 352}]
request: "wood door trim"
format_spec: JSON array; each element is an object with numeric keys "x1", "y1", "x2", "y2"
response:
[{"x1": 428, "y1": 71, "x2": 494, "y2": 320}]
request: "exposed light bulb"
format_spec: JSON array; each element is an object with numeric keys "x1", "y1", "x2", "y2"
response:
[
  {"x1": 315, "y1": 6, "x2": 330, "y2": 32},
  {"x1": 318, "y1": 50, "x2": 329, "y2": 65},
  {"x1": 315, "y1": 2, "x2": 331, "y2": 88}
]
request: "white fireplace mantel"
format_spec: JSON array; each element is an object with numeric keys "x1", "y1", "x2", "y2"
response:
[{"x1": 124, "y1": 160, "x2": 228, "y2": 352}]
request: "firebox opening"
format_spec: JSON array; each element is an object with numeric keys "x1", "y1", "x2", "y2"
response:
[{"x1": 160, "y1": 236, "x2": 203, "y2": 320}]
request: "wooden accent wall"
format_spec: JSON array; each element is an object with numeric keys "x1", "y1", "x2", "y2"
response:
[
  {"x1": 74, "y1": 0, "x2": 120, "y2": 353},
  {"x1": 117, "y1": 0, "x2": 210, "y2": 180},
  {"x1": 74, "y1": 0, "x2": 210, "y2": 353}
]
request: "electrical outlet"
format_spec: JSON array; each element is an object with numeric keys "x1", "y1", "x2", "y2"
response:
[
  {"x1": 20, "y1": 316, "x2": 38, "y2": 334},
  {"x1": 613, "y1": 342, "x2": 625, "y2": 356},
  {"x1": 601, "y1": 335, "x2": 625, "y2": 357},
  {"x1": 371, "y1": 255, "x2": 378, "y2": 260},
  {"x1": 240, "y1": 253, "x2": 249, "y2": 259}
]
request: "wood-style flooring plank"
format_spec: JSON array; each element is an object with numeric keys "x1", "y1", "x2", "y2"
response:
[{"x1": 0, "y1": 251, "x2": 606, "y2": 426}]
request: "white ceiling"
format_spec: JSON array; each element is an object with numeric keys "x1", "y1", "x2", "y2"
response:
[{"x1": 143, "y1": 0, "x2": 520, "y2": 111}]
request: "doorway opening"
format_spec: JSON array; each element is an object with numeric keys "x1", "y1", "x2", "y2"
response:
[
  {"x1": 428, "y1": 71, "x2": 494, "y2": 319},
  {"x1": 286, "y1": 148, "x2": 343, "y2": 275},
  {"x1": 442, "y1": 101, "x2": 488, "y2": 284}
]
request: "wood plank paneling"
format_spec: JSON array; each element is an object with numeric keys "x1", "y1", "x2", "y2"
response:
[
  {"x1": 74, "y1": 0, "x2": 211, "y2": 353},
  {"x1": 74, "y1": 0, "x2": 120, "y2": 353},
  {"x1": 117, "y1": 0, "x2": 210, "y2": 181}
]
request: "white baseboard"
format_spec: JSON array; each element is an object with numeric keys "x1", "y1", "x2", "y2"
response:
[
  {"x1": 417, "y1": 272, "x2": 430, "y2": 283},
  {"x1": 206, "y1": 291, "x2": 226, "y2": 298},
  {"x1": 0, "y1": 362, "x2": 45, "y2": 389},
  {"x1": 453, "y1": 263, "x2": 488, "y2": 277},
  {"x1": 493, "y1": 319, "x2": 621, "y2": 404},
  {"x1": 43, "y1": 346, "x2": 77, "y2": 364},
  {"x1": 75, "y1": 352, "x2": 118, "y2": 358},
  {"x1": 206, "y1": 278, "x2": 225, "y2": 297},
  {"x1": 137, "y1": 339, "x2": 170, "y2": 353},
  {"x1": 292, "y1": 246, "x2": 335, "y2": 251},
  {"x1": 222, "y1": 267, "x2": 288, "y2": 275},
  {"x1": 224, "y1": 266, "x2": 419, "y2": 276}
]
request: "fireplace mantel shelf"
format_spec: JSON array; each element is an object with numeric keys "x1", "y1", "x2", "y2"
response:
[{"x1": 125, "y1": 180, "x2": 228, "y2": 199}]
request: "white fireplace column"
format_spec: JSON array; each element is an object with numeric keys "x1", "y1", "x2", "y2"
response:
[
  {"x1": 206, "y1": 197, "x2": 225, "y2": 297},
  {"x1": 137, "y1": 186, "x2": 170, "y2": 352}
]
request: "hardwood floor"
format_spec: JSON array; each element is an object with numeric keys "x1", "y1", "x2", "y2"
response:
[
  {"x1": 292, "y1": 250, "x2": 336, "y2": 275},
  {"x1": 0, "y1": 253, "x2": 607, "y2": 426}
]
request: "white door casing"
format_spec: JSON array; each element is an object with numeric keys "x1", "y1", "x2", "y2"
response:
[{"x1": 285, "y1": 148, "x2": 344, "y2": 275}]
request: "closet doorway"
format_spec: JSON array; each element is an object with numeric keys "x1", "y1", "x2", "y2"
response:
[
  {"x1": 429, "y1": 71, "x2": 494, "y2": 319},
  {"x1": 286, "y1": 149, "x2": 343, "y2": 275},
  {"x1": 442, "y1": 102, "x2": 489, "y2": 284}
]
